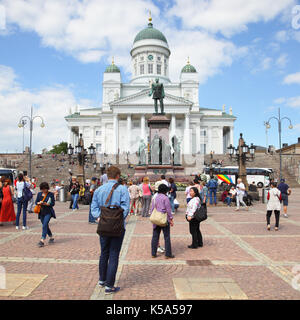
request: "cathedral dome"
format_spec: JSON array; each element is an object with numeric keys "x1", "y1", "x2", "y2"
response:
[
  {"x1": 104, "y1": 58, "x2": 120, "y2": 73},
  {"x1": 181, "y1": 58, "x2": 197, "y2": 73},
  {"x1": 134, "y1": 14, "x2": 167, "y2": 44}
]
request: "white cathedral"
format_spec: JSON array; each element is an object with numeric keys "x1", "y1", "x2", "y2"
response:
[{"x1": 65, "y1": 16, "x2": 236, "y2": 167}]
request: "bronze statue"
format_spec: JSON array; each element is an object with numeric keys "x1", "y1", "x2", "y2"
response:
[{"x1": 149, "y1": 78, "x2": 165, "y2": 114}]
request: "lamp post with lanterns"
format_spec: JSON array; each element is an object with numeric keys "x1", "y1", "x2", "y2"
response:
[
  {"x1": 265, "y1": 108, "x2": 293, "y2": 181},
  {"x1": 18, "y1": 106, "x2": 45, "y2": 179},
  {"x1": 227, "y1": 133, "x2": 256, "y2": 190},
  {"x1": 67, "y1": 135, "x2": 97, "y2": 185}
]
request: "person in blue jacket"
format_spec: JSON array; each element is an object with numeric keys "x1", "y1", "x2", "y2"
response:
[
  {"x1": 207, "y1": 177, "x2": 218, "y2": 206},
  {"x1": 35, "y1": 182, "x2": 56, "y2": 247}
]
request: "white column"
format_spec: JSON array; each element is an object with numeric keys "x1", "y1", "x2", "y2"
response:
[
  {"x1": 196, "y1": 123, "x2": 201, "y2": 154},
  {"x1": 171, "y1": 114, "x2": 176, "y2": 138},
  {"x1": 113, "y1": 115, "x2": 119, "y2": 154},
  {"x1": 229, "y1": 126, "x2": 234, "y2": 146},
  {"x1": 141, "y1": 114, "x2": 146, "y2": 142},
  {"x1": 207, "y1": 126, "x2": 212, "y2": 154},
  {"x1": 68, "y1": 128, "x2": 73, "y2": 145},
  {"x1": 184, "y1": 114, "x2": 190, "y2": 154},
  {"x1": 102, "y1": 122, "x2": 106, "y2": 154},
  {"x1": 127, "y1": 114, "x2": 132, "y2": 152}
]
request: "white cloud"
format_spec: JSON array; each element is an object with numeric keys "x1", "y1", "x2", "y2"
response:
[
  {"x1": 286, "y1": 96, "x2": 300, "y2": 108},
  {"x1": 275, "y1": 30, "x2": 289, "y2": 42},
  {"x1": 0, "y1": 64, "x2": 81, "y2": 153},
  {"x1": 167, "y1": 0, "x2": 296, "y2": 37},
  {"x1": 276, "y1": 53, "x2": 288, "y2": 69},
  {"x1": 274, "y1": 97, "x2": 286, "y2": 104},
  {"x1": 283, "y1": 72, "x2": 300, "y2": 84}
]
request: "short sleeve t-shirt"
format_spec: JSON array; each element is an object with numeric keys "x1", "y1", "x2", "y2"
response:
[
  {"x1": 277, "y1": 183, "x2": 289, "y2": 195},
  {"x1": 142, "y1": 184, "x2": 152, "y2": 196}
]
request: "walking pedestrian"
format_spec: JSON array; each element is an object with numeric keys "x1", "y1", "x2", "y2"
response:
[
  {"x1": 0, "y1": 178, "x2": 16, "y2": 226},
  {"x1": 100, "y1": 170, "x2": 108, "y2": 185},
  {"x1": 91, "y1": 166, "x2": 130, "y2": 294},
  {"x1": 35, "y1": 182, "x2": 56, "y2": 247},
  {"x1": 15, "y1": 173, "x2": 31, "y2": 230},
  {"x1": 27, "y1": 179, "x2": 37, "y2": 213},
  {"x1": 69, "y1": 177, "x2": 80, "y2": 211},
  {"x1": 89, "y1": 177, "x2": 98, "y2": 224},
  {"x1": 186, "y1": 187, "x2": 203, "y2": 249},
  {"x1": 150, "y1": 183, "x2": 175, "y2": 259},
  {"x1": 266, "y1": 182, "x2": 282, "y2": 231},
  {"x1": 141, "y1": 177, "x2": 153, "y2": 217},
  {"x1": 128, "y1": 181, "x2": 140, "y2": 216},
  {"x1": 277, "y1": 178, "x2": 291, "y2": 218},
  {"x1": 168, "y1": 178, "x2": 177, "y2": 215},
  {"x1": 235, "y1": 178, "x2": 248, "y2": 211},
  {"x1": 207, "y1": 176, "x2": 218, "y2": 206}
]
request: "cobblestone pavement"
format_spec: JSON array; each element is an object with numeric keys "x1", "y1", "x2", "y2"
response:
[{"x1": 0, "y1": 190, "x2": 300, "y2": 300}]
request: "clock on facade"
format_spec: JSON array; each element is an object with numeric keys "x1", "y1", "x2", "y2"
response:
[{"x1": 148, "y1": 54, "x2": 153, "y2": 61}]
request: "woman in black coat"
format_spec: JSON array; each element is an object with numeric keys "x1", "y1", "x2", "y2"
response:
[{"x1": 35, "y1": 182, "x2": 56, "y2": 247}]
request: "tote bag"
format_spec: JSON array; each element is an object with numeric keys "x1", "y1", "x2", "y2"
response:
[{"x1": 149, "y1": 198, "x2": 168, "y2": 227}]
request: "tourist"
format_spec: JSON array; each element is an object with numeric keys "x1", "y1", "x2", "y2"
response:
[
  {"x1": 249, "y1": 181, "x2": 258, "y2": 192},
  {"x1": 226, "y1": 186, "x2": 237, "y2": 207},
  {"x1": 266, "y1": 182, "x2": 282, "y2": 231},
  {"x1": 100, "y1": 170, "x2": 108, "y2": 185},
  {"x1": 79, "y1": 184, "x2": 85, "y2": 203},
  {"x1": 277, "y1": 178, "x2": 291, "y2": 218},
  {"x1": 15, "y1": 173, "x2": 31, "y2": 230},
  {"x1": 35, "y1": 182, "x2": 56, "y2": 247},
  {"x1": 91, "y1": 166, "x2": 130, "y2": 294},
  {"x1": 27, "y1": 179, "x2": 37, "y2": 213},
  {"x1": 193, "y1": 178, "x2": 201, "y2": 193},
  {"x1": 128, "y1": 181, "x2": 140, "y2": 216},
  {"x1": 150, "y1": 183, "x2": 175, "y2": 259},
  {"x1": 69, "y1": 177, "x2": 80, "y2": 211},
  {"x1": 89, "y1": 177, "x2": 98, "y2": 224},
  {"x1": 0, "y1": 178, "x2": 16, "y2": 226},
  {"x1": 207, "y1": 176, "x2": 218, "y2": 206},
  {"x1": 168, "y1": 178, "x2": 177, "y2": 215},
  {"x1": 141, "y1": 177, "x2": 153, "y2": 217},
  {"x1": 185, "y1": 181, "x2": 194, "y2": 204},
  {"x1": 186, "y1": 187, "x2": 203, "y2": 249},
  {"x1": 221, "y1": 189, "x2": 229, "y2": 204},
  {"x1": 200, "y1": 181, "x2": 208, "y2": 204},
  {"x1": 235, "y1": 178, "x2": 248, "y2": 211}
]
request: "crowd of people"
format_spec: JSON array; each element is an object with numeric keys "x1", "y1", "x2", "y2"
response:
[{"x1": 0, "y1": 166, "x2": 293, "y2": 295}]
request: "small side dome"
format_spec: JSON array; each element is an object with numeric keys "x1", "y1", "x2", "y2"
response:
[
  {"x1": 104, "y1": 57, "x2": 120, "y2": 73},
  {"x1": 181, "y1": 57, "x2": 197, "y2": 73}
]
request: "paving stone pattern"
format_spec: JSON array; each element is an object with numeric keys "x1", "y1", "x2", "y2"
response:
[{"x1": 0, "y1": 190, "x2": 300, "y2": 300}]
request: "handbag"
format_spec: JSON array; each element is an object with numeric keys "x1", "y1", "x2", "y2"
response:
[
  {"x1": 149, "y1": 198, "x2": 168, "y2": 227},
  {"x1": 34, "y1": 193, "x2": 48, "y2": 214},
  {"x1": 194, "y1": 203, "x2": 207, "y2": 222}
]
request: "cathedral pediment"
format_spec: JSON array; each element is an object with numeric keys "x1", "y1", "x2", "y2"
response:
[{"x1": 109, "y1": 89, "x2": 193, "y2": 107}]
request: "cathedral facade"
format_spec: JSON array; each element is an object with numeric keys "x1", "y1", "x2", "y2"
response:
[{"x1": 65, "y1": 17, "x2": 236, "y2": 169}]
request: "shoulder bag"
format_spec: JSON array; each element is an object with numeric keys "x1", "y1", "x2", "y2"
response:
[
  {"x1": 34, "y1": 193, "x2": 48, "y2": 214},
  {"x1": 97, "y1": 183, "x2": 124, "y2": 237},
  {"x1": 194, "y1": 202, "x2": 208, "y2": 222},
  {"x1": 149, "y1": 197, "x2": 168, "y2": 227}
]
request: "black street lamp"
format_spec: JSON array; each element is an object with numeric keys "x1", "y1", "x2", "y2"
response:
[
  {"x1": 265, "y1": 107, "x2": 293, "y2": 180},
  {"x1": 228, "y1": 133, "x2": 256, "y2": 190},
  {"x1": 18, "y1": 106, "x2": 45, "y2": 178}
]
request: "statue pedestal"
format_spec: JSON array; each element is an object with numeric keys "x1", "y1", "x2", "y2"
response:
[{"x1": 134, "y1": 115, "x2": 187, "y2": 182}]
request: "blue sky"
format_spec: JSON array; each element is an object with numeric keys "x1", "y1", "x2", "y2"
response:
[{"x1": 0, "y1": 0, "x2": 300, "y2": 153}]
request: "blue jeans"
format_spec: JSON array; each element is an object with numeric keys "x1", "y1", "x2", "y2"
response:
[
  {"x1": 72, "y1": 194, "x2": 79, "y2": 210},
  {"x1": 99, "y1": 231, "x2": 125, "y2": 288},
  {"x1": 169, "y1": 195, "x2": 175, "y2": 213},
  {"x1": 16, "y1": 197, "x2": 28, "y2": 227},
  {"x1": 209, "y1": 189, "x2": 217, "y2": 205},
  {"x1": 151, "y1": 224, "x2": 172, "y2": 257},
  {"x1": 226, "y1": 197, "x2": 232, "y2": 206},
  {"x1": 40, "y1": 214, "x2": 52, "y2": 239},
  {"x1": 89, "y1": 205, "x2": 96, "y2": 223}
]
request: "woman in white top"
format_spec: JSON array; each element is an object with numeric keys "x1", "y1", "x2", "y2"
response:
[
  {"x1": 266, "y1": 182, "x2": 282, "y2": 231},
  {"x1": 186, "y1": 187, "x2": 203, "y2": 249},
  {"x1": 15, "y1": 173, "x2": 31, "y2": 230}
]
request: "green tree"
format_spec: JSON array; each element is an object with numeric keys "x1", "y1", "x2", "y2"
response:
[{"x1": 50, "y1": 142, "x2": 68, "y2": 154}]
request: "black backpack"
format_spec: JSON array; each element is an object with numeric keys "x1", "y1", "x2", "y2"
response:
[{"x1": 97, "y1": 183, "x2": 124, "y2": 237}]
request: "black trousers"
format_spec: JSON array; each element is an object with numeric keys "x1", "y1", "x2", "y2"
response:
[
  {"x1": 189, "y1": 218, "x2": 203, "y2": 247},
  {"x1": 151, "y1": 224, "x2": 172, "y2": 257},
  {"x1": 266, "y1": 210, "x2": 280, "y2": 228}
]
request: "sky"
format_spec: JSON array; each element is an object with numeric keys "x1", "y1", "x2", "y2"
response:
[{"x1": 0, "y1": 0, "x2": 300, "y2": 153}]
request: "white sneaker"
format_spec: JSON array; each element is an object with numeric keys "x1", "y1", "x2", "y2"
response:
[
  {"x1": 22, "y1": 226, "x2": 29, "y2": 230},
  {"x1": 284, "y1": 214, "x2": 288, "y2": 218},
  {"x1": 157, "y1": 246, "x2": 165, "y2": 253},
  {"x1": 16, "y1": 226, "x2": 19, "y2": 230}
]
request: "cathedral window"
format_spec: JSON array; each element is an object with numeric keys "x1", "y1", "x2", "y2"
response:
[
  {"x1": 157, "y1": 64, "x2": 161, "y2": 75},
  {"x1": 140, "y1": 64, "x2": 144, "y2": 75},
  {"x1": 148, "y1": 64, "x2": 153, "y2": 74},
  {"x1": 96, "y1": 131, "x2": 101, "y2": 136},
  {"x1": 200, "y1": 144, "x2": 206, "y2": 154}
]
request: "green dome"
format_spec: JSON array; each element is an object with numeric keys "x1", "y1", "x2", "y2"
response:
[
  {"x1": 134, "y1": 22, "x2": 168, "y2": 44},
  {"x1": 104, "y1": 63, "x2": 120, "y2": 73},
  {"x1": 181, "y1": 63, "x2": 197, "y2": 73}
]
